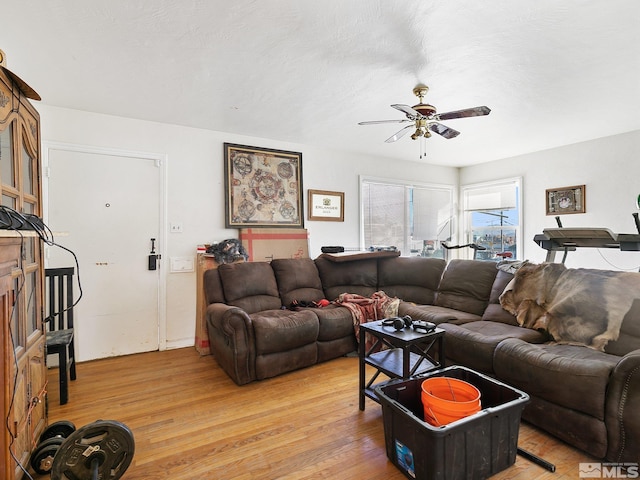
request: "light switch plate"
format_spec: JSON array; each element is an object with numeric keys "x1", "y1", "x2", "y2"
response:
[{"x1": 170, "y1": 256, "x2": 194, "y2": 273}]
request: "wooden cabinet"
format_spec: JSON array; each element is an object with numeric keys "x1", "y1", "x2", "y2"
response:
[
  {"x1": 195, "y1": 253, "x2": 222, "y2": 356},
  {"x1": 0, "y1": 61, "x2": 46, "y2": 480},
  {"x1": 195, "y1": 253, "x2": 244, "y2": 356}
]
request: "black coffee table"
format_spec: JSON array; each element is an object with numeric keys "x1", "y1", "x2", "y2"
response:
[{"x1": 358, "y1": 320, "x2": 445, "y2": 410}]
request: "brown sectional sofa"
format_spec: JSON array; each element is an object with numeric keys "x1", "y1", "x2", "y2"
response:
[{"x1": 203, "y1": 254, "x2": 640, "y2": 462}]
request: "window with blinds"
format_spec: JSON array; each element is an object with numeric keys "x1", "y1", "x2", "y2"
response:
[
  {"x1": 461, "y1": 178, "x2": 521, "y2": 261},
  {"x1": 361, "y1": 178, "x2": 454, "y2": 257}
]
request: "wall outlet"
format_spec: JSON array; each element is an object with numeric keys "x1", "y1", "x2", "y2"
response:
[{"x1": 170, "y1": 223, "x2": 183, "y2": 233}]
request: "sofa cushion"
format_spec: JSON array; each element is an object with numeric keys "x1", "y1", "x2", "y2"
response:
[
  {"x1": 481, "y1": 269, "x2": 518, "y2": 325},
  {"x1": 494, "y1": 338, "x2": 619, "y2": 420},
  {"x1": 378, "y1": 257, "x2": 445, "y2": 305},
  {"x1": 251, "y1": 309, "x2": 319, "y2": 355},
  {"x1": 522, "y1": 395, "x2": 608, "y2": 459},
  {"x1": 317, "y1": 336, "x2": 357, "y2": 362},
  {"x1": 439, "y1": 321, "x2": 547, "y2": 374},
  {"x1": 481, "y1": 304, "x2": 519, "y2": 325},
  {"x1": 255, "y1": 343, "x2": 318, "y2": 381},
  {"x1": 218, "y1": 262, "x2": 281, "y2": 313},
  {"x1": 435, "y1": 260, "x2": 498, "y2": 316},
  {"x1": 313, "y1": 305, "x2": 354, "y2": 341},
  {"x1": 605, "y1": 298, "x2": 640, "y2": 356},
  {"x1": 398, "y1": 303, "x2": 480, "y2": 324},
  {"x1": 271, "y1": 258, "x2": 325, "y2": 307},
  {"x1": 203, "y1": 269, "x2": 226, "y2": 304},
  {"x1": 315, "y1": 256, "x2": 378, "y2": 301}
]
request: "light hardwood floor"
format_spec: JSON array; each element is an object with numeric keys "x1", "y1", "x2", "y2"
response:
[{"x1": 37, "y1": 347, "x2": 595, "y2": 479}]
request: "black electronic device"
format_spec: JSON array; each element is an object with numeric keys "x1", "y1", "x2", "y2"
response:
[
  {"x1": 148, "y1": 238, "x2": 160, "y2": 270},
  {"x1": 0, "y1": 206, "x2": 47, "y2": 231},
  {"x1": 321, "y1": 246, "x2": 345, "y2": 253},
  {"x1": 412, "y1": 320, "x2": 437, "y2": 333},
  {"x1": 382, "y1": 315, "x2": 436, "y2": 333},
  {"x1": 382, "y1": 315, "x2": 413, "y2": 330}
]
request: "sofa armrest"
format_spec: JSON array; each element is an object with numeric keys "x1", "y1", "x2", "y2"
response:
[
  {"x1": 206, "y1": 303, "x2": 256, "y2": 385},
  {"x1": 605, "y1": 348, "x2": 640, "y2": 462}
]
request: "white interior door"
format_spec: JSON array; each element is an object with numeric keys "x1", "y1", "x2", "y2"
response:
[{"x1": 45, "y1": 146, "x2": 164, "y2": 361}]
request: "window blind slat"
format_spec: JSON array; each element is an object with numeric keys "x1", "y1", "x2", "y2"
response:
[{"x1": 362, "y1": 180, "x2": 453, "y2": 256}]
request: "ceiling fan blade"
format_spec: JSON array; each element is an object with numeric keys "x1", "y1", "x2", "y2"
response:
[
  {"x1": 385, "y1": 125, "x2": 413, "y2": 143},
  {"x1": 391, "y1": 104, "x2": 420, "y2": 119},
  {"x1": 436, "y1": 106, "x2": 491, "y2": 121},
  {"x1": 358, "y1": 119, "x2": 411, "y2": 125},
  {"x1": 430, "y1": 122, "x2": 460, "y2": 139}
]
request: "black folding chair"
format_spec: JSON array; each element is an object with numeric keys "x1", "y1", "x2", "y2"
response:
[{"x1": 45, "y1": 267, "x2": 77, "y2": 405}]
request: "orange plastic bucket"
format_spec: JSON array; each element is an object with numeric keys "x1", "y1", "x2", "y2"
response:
[{"x1": 421, "y1": 377, "x2": 481, "y2": 427}]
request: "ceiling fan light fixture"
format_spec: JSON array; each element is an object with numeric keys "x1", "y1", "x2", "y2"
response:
[
  {"x1": 412, "y1": 85, "x2": 429, "y2": 101},
  {"x1": 412, "y1": 103, "x2": 437, "y2": 116},
  {"x1": 358, "y1": 84, "x2": 490, "y2": 144}
]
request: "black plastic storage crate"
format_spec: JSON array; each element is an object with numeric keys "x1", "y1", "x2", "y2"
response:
[{"x1": 375, "y1": 366, "x2": 529, "y2": 480}]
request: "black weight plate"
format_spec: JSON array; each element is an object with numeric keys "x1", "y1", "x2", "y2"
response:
[
  {"x1": 37, "y1": 436, "x2": 65, "y2": 450},
  {"x1": 30, "y1": 442, "x2": 61, "y2": 475},
  {"x1": 40, "y1": 420, "x2": 76, "y2": 443},
  {"x1": 51, "y1": 419, "x2": 135, "y2": 480}
]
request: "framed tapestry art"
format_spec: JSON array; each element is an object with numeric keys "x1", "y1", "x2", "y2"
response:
[
  {"x1": 546, "y1": 185, "x2": 586, "y2": 215},
  {"x1": 224, "y1": 143, "x2": 303, "y2": 228}
]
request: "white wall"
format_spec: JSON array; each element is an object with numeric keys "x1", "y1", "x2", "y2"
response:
[
  {"x1": 37, "y1": 104, "x2": 458, "y2": 350},
  {"x1": 39, "y1": 104, "x2": 640, "y2": 351},
  {"x1": 460, "y1": 129, "x2": 640, "y2": 270}
]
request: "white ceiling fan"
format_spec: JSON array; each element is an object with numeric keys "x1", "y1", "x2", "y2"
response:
[{"x1": 358, "y1": 84, "x2": 490, "y2": 143}]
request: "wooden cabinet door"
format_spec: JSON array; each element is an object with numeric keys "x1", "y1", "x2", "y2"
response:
[
  {"x1": 0, "y1": 238, "x2": 46, "y2": 480},
  {"x1": 10, "y1": 358, "x2": 30, "y2": 476},
  {"x1": 3, "y1": 337, "x2": 46, "y2": 480},
  {"x1": 0, "y1": 65, "x2": 46, "y2": 480}
]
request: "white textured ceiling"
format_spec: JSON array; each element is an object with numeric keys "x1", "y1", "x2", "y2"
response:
[{"x1": 2, "y1": 1, "x2": 639, "y2": 166}]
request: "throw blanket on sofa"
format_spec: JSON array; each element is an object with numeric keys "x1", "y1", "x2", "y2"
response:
[
  {"x1": 500, "y1": 262, "x2": 640, "y2": 351},
  {"x1": 335, "y1": 291, "x2": 399, "y2": 351}
]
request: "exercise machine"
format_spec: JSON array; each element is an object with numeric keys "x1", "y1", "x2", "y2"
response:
[
  {"x1": 441, "y1": 242, "x2": 487, "y2": 261},
  {"x1": 534, "y1": 214, "x2": 640, "y2": 264}
]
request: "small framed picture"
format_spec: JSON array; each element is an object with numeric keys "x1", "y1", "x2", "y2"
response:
[
  {"x1": 308, "y1": 189, "x2": 344, "y2": 222},
  {"x1": 546, "y1": 185, "x2": 586, "y2": 215}
]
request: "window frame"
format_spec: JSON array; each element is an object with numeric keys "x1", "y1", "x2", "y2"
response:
[
  {"x1": 460, "y1": 177, "x2": 522, "y2": 261},
  {"x1": 359, "y1": 175, "x2": 456, "y2": 257}
]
